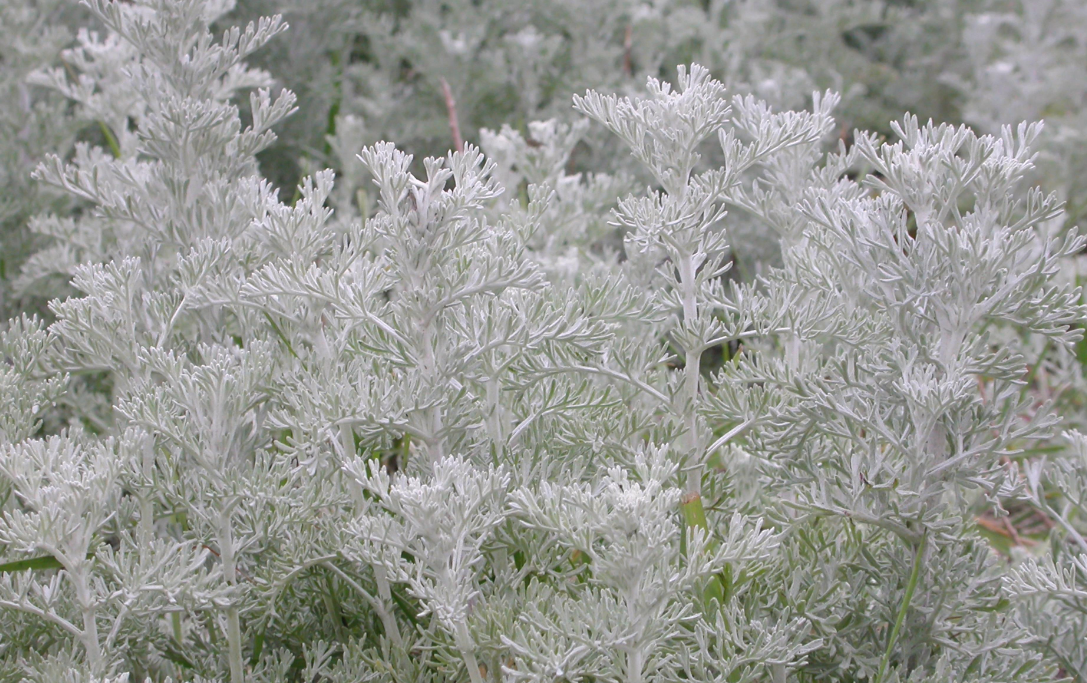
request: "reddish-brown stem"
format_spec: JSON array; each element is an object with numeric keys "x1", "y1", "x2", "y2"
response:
[
  {"x1": 440, "y1": 77, "x2": 464, "y2": 153},
  {"x1": 1001, "y1": 516, "x2": 1024, "y2": 546}
]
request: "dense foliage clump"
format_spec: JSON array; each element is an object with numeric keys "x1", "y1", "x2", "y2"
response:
[{"x1": 1, "y1": 1, "x2": 1086, "y2": 682}]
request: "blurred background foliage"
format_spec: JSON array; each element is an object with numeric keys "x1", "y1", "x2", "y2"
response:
[{"x1": 8, "y1": 0, "x2": 1086, "y2": 293}]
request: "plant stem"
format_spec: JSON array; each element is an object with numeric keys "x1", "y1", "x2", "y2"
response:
[
  {"x1": 626, "y1": 646, "x2": 644, "y2": 683},
  {"x1": 138, "y1": 437, "x2": 155, "y2": 546},
  {"x1": 680, "y1": 491, "x2": 708, "y2": 532},
  {"x1": 218, "y1": 508, "x2": 245, "y2": 683},
  {"x1": 373, "y1": 564, "x2": 406, "y2": 649},
  {"x1": 70, "y1": 568, "x2": 103, "y2": 675},
  {"x1": 875, "y1": 530, "x2": 927, "y2": 683},
  {"x1": 172, "y1": 612, "x2": 184, "y2": 644},
  {"x1": 457, "y1": 623, "x2": 486, "y2": 683},
  {"x1": 80, "y1": 606, "x2": 103, "y2": 673},
  {"x1": 678, "y1": 253, "x2": 702, "y2": 497},
  {"x1": 321, "y1": 560, "x2": 404, "y2": 650},
  {"x1": 440, "y1": 77, "x2": 464, "y2": 153},
  {"x1": 485, "y1": 375, "x2": 505, "y2": 458},
  {"x1": 98, "y1": 120, "x2": 121, "y2": 159},
  {"x1": 226, "y1": 605, "x2": 245, "y2": 683}
]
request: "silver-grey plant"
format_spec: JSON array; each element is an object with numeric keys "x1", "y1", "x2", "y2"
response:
[{"x1": 1, "y1": 1, "x2": 1086, "y2": 683}]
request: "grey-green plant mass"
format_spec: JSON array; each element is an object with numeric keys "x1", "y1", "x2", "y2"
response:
[{"x1": 2, "y1": 1, "x2": 1087, "y2": 682}]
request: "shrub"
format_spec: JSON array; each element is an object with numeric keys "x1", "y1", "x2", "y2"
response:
[{"x1": 2, "y1": 1, "x2": 1086, "y2": 682}]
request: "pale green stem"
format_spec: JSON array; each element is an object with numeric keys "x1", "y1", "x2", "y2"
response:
[
  {"x1": 218, "y1": 508, "x2": 245, "y2": 683},
  {"x1": 226, "y1": 606, "x2": 244, "y2": 683},
  {"x1": 771, "y1": 663, "x2": 786, "y2": 683},
  {"x1": 457, "y1": 623, "x2": 486, "y2": 683},
  {"x1": 626, "y1": 647, "x2": 645, "y2": 683},
  {"x1": 372, "y1": 564, "x2": 406, "y2": 650},
  {"x1": 677, "y1": 253, "x2": 703, "y2": 498},
  {"x1": 486, "y1": 375, "x2": 505, "y2": 457},
  {"x1": 172, "y1": 612, "x2": 184, "y2": 644},
  {"x1": 321, "y1": 574, "x2": 348, "y2": 641},
  {"x1": 138, "y1": 438, "x2": 155, "y2": 546},
  {"x1": 419, "y1": 319, "x2": 445, "y2": 467},
  {"x1": 339, "y1": 423, "x2": 356, "y2": 460},
  {"x1": 98, "y1": 120, "x2": 121, "y2": 159},
  {"x1": 677, "y1": 250, "x2": 718, "y2": 603},
  {"x1": 71, "y1": 570, "x2": 103, "y2": 675},
  {"x1": 784, "y1": 333, "x2": 800, "y2": 371}
]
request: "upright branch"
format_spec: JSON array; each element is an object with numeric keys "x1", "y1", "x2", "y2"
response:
[{"x1": 575, "y1": 65, "x2": 834, "y2": 523}]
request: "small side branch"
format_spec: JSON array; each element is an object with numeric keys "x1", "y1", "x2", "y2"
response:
[
  {"x1": 0, "y1": 597, "x2": 83, "y2": 640},
  {"x1": 706, "y1": 416, "x2": 756, "y2": 455},
  {"x1": 534, "y1": 365, "x2": 672, "y2": 407}
]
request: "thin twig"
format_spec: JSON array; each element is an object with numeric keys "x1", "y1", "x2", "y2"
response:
[
  {"x1": 1001, "y1": 515, "x2": 1024, "y2": 547},
  {"x1": 440, "y1": 77, "x2": 464, "y2": 153}
]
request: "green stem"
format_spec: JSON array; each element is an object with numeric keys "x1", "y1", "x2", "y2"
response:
[
  {"x1": 681, "y1": 491, "x2": 725, "y2": 604},
  {"x1": 172, "y1": 612, "x2": 183, "y2": 644},
  {"x1": 263, "y1": 312, "x2": 299, "y2": 360},
  {"x1": 875, "y1": 531, "x2": 927, "y2": 683},
  {"x1": 0, "y1": 554, "x2": 66, "y2": 573},
  {"x1": 98, "y1": 121, "x2": 121, "y2": 159},
  {"x1": 680, "y1": 491, "x2": 708, "y2": 532}
]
